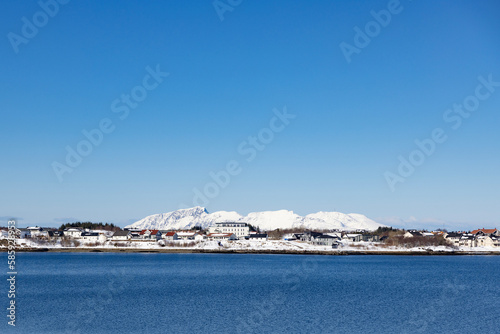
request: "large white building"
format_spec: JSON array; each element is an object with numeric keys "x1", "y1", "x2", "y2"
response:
[
  {"x1": 64, "y1": 228, "x2": 84, "y2": 238},
  {"x1": 208, "y1": 222, "x2": 250, "y2": 238}
]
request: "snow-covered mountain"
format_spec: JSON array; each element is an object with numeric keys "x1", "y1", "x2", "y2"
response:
[
  {"x1": 126, "y1": 207, "x2": 386, "y2": 231},
  {"x1": 244, "y1": 210, "x2": 305, "y2": 231},
  {"x1": 125, "y1": 207, "x2": 242, "y2": 231}
]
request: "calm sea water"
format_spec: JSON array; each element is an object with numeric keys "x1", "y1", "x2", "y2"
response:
[{"x1": 2, "y1": 253, "x2": 499, "y2": 334}]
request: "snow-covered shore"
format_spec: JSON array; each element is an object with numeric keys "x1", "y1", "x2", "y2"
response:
[{"x1": 3, "y1": 239, "x2": 500, "y2": 255}]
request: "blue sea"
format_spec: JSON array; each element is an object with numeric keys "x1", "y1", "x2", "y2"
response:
[{"x1": 2, "y1": 253, "x2": 499, "y2": 334}]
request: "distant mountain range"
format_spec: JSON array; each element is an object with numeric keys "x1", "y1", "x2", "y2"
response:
[{"x1": 125, "y1": 207, "x2": 386, "y2": 232}]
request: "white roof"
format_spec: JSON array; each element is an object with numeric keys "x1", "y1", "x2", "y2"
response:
[{"x1": 177, "y1": 231, "x2": 196, "y2": 236}]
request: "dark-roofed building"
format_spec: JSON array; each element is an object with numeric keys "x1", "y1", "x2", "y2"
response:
[
  {"x1": 27, "y1": 226, "x2": 45, "y2": 237},
  {"x1": 112, "y1": 230, "x2": 131, "y2": 241},
  {"x1": 300, "y1": 231, "x2": 323, "y2": 242},
  {"x1": 48, "y1": 231, "x2": 64, "y2": 238},
  {"x1": 312, "y1": 234, "x2": 340, "y2": 246},
  {"x1": 459, "y1": 235, "x2": 476, "y2": 247},
  {"x1": 331, "y1": 241, "x2": 342, "y2": 249},
  {"x1": 246, "y1": 234, "x2": 268, "y2": 241},
  {"x1": 362, "y1": 235, "x2": 380, "y2": 242},
  {"x1": 445, "y1": 232, "x2": 462, "y2": 246},
  {"x1": 81, "y1": 232, "x2": 106, "y2": 242}
]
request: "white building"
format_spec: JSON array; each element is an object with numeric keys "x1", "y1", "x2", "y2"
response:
[
  {"x1": 81, "y1": 232, "x2": 107, "y2": 242},
  {"x1": 27, "y1": 226, "x2": 48, "y2": 238},
  {"x1": 343, "y1": 234, "x2": 362, "y2": 242},
  {"x1": 93, "y1": 229, "x2": 115, "y2": 238},
  {"x1": 175, "y1": 231, "x2": 198, "y2": 240},
  {"x1": 65, "y1": 228, "x2": 83, "y2": 238},
  {"x1": 312, "y1": 235, "x2": 340, "y2": 246},
  {"x1": 208, "y1": 222, "x2": 249, "y2": 238},
  {"x1": 194, "y1": 234, "x2": 205, "y2": 241},
  {"x1": 112, "y1": 230, "x2": 131, "y2": 241},
  {"x1": 207, "y1": 233, "x2": 237, "y2": 241},
  {"x1": 459, "y1": 235, "x2": 476, "y2": 247},
  {"x1": 476, "y1": 236, "x2": 499, "y2": 248}
]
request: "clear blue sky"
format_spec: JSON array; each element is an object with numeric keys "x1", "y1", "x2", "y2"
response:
[{"x1": 1, "y1": 0, "x2": 499, "y2": 230}]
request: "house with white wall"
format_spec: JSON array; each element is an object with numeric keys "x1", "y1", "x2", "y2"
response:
[
  {"x1": 162, "y1": 232, "x2": 178, "y2": 240},
  {"x1": 140, "y1": 229, "x2": 162, "y2": 240},
  {"x1": 175, "y1": 231, "x2": 198, "y2": 240},
  {"x1": 445, "y1": 232, "x2": 462, "y2": 246},
  {"x1": 27, "y1": 226, "x2": 49, "y2": 238},
  {"x1": 343, "y1": 234, "x2": 362, "y2": 242},
  {"x1": 112, "y1": 230, "x2": 131, "y2": 241},
  {"x1": 476, "y1": 235, "x2": 498, "y2": 248},
  {"x1": 207, "y1": 233, "x2": 237, "y2": 241},
  {"x1": 65, "y1": 228, "x2": 83, "y2": 238},
  {"x1": 194, "y1": 233, "x2": 205, "y2": 241},
  {"x1": 208, "y1": 222, "x2": 249, "y2": 238},
  {"x1": 80, "y1": 232, "x2": 106, "y2": 242},
  {"x1": 312, "y1": 234, "x2": 340, "y2": 246},
  {"x1": 459, "y1": 235, "x2": 476, "y2": 247}
]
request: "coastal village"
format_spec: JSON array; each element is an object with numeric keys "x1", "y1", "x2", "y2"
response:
[{"x1": 1, "y1": 222, "x2": 499, "y2": 252}]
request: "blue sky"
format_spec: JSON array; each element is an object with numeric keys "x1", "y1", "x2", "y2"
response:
[{"x1": 1, "y1": 0, "x2": 499, "y2": 230}]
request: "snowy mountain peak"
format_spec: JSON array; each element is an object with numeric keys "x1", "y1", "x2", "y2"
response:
[
  {"x1": 126, "y1": 207, "x2": 386, "y2": 232},
  {"x1": 177, "y1": 206, "x2": 208, "y2": 215}
]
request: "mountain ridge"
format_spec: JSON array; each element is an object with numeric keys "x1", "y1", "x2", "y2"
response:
[{"x1": 125, "y1": 207, "x2": 386, "y2": 231}]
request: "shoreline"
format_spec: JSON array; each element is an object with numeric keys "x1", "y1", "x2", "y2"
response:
[{"x1": 3, "y1": 247, "x2": 500, "y2": 256}]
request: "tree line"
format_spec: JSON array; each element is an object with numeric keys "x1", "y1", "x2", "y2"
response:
[{"x1": 58, "y1": 222, "x2": 121, "y2": 232}]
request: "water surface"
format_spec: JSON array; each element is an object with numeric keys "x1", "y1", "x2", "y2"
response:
[{"x1": 2, "y1": 253, "x2": 499, "y2": 333}]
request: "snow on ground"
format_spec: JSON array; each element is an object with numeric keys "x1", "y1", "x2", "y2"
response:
[{"x1": 3, "y1": 239, "x2": 499, "y2": 253}]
